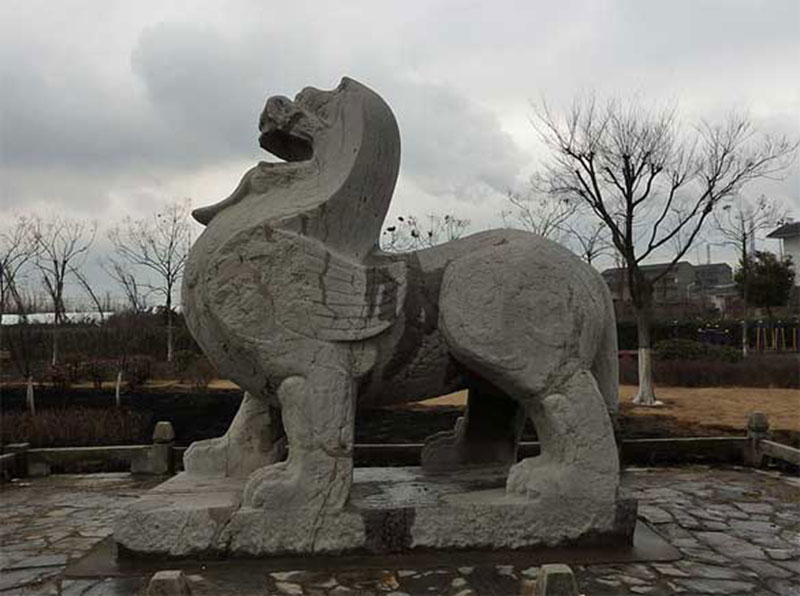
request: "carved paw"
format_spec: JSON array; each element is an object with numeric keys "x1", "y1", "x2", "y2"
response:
[
  {"x1": 242, "y1": 454, "x2": 351, "y2": 511},
  {"x1": 184, "y1": 435, "x2": 286, "y2": 478},
  {"x1": 506, "y1": 456, "x2": 563, "y2": 502},
  {"x1": 183, "y1": 436, "x2": 231, "y2": 476},
  {"x1": 507, "y1": 455, "x2": 614, "y2": 504}
]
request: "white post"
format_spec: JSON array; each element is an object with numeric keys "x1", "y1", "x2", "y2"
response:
[
  {"x1": 115, "y1": 370, "x2": 122, "y2": 408},
  {"x1": 26, "y1": 376, "x2": 35, "y2": 415}
]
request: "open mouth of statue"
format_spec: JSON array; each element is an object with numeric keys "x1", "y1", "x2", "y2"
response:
[{"x1": 259, "y1": 128, "x2": 314, "y2": 163}]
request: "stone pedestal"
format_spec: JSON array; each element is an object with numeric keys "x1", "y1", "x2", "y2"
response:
[{"x1": 114, "y1": 467, "x2": 636, "y2": 557}]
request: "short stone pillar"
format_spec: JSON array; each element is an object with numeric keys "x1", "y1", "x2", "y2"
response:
[
  {"x1": 534, "y1": 564, "x2": 579, "y2": 595},
  {"x1": 147, "y1": 570, "x2": 190, "y2": 596},
  {"x1": 132, "y1": 421, "x2": 175, "y2": 475},
  {"x1": 744, "y1": 412, "x2": 770, "y2": 467},
  {"x1": 5, "y1": 443, "x2": 30, "y2": 479}
]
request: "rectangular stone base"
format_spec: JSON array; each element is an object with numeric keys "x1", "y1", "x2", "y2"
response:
[{"x1": 114, "y1": 467, "x2": 637, "y2": 557}]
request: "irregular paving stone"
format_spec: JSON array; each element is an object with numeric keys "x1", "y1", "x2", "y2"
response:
[
  {"x1": 738, "y1": 557, "x2": 793, "y2": 579},
  {"x1": 0, "y1": 566, "x2": 61, "y2": 591},
  {"x1": 673, "y1": 578, "x2": 757, "y2": 594},
  {"x1": 766, "y1": 578, "x2": 800, "y2": 595},
  {"x1": 651, "y1": 563, "x2": 689, "y2": 578},
  {"x1": 775, "y1": 559, "x2": 800, "y2": 575},
  {"x1": 675, "y1": 561, "x2": 743, "y2": 579},
  {"x1": 734, "y1": 502, "x2": 774, "y2": 515},
  {"x1": 729, "y1": 519, "x2": 780, "y2": 534},
  {"x1": 5, "y1": 554, "x2": 67, "y2": 570},
  {"x1": 695, "y1": 531, "x2": 767, "y2": 559},
  {"x1": 638, "y1": 505, "x2": 673, "y2": 524},
  {"x1": 765, "y1": 548, "x2": 794, "y2": 560}
]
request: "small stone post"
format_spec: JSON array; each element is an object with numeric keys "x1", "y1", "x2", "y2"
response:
[
  {"x1": 147, "y1": 570, "x2": 190, "y2": 596},
  {"x1": 744, "y1": 412, "x2": 770, "y2": 467},
  {"x1": 5, "y1": 443, "x2": 30, "y2": 479},
  {"x1": 131, "y1": 421, "x2": 175, "y2": 475},
  {"x1": 533, "y1": 564, "x2": 580, "y2": 595}
]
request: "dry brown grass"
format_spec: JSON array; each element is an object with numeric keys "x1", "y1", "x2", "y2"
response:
[
  {"x1": 420, "y1": 386, "x2": 799, "y2": 433},
  {"x1": 618, "y1": 385, "x2": 799, "y2": 433}
]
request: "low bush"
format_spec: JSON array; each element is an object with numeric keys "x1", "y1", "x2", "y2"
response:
[
  {"x1": 123, "y1": 356, "x2": 153, "y2": 390},
  {"x1": 187, "y1": 355, "x2": 216, "y2": 393},
  {"x1": 654, "y1": 339, "x2": 742, "y2": 363},
  {"x1": 619, "y1": 353, "x2": 798, "y2": 388},
  {"x1": 171, "y1": 349, "x2": 197, "y2": 382},
  {"x1": 1, "y1": 407, "x2": 152, "y2": 447},
  {"x1": 83, "y1": 359, "x2": 112, "y2": 389}
]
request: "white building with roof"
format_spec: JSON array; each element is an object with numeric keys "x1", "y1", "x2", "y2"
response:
[{"x1": 767, "y1": 222, "x2": 800, "y2": 286}]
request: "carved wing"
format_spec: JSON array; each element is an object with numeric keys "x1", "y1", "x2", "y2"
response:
[{"x1": 209, "y1": 226, "x2": 406, "y2": 342}]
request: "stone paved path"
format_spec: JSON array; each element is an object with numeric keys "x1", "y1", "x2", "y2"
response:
[{"x1": 0, "y1": 467, "x2": 798, "y2": 595}]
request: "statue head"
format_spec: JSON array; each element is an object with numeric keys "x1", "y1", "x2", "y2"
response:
[{"x1": 193, "y1": 77, "x2": 400, "y2": 260}]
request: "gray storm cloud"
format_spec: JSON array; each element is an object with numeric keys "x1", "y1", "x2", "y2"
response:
[{"x1": 1, "y1": 0, "x2": 797, "y2": 222}]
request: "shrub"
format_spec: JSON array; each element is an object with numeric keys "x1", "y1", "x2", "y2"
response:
[
  {"x1": 0, "y1": 407, "x2": 151, "y2": 447},
  {"x1": 172, "y1": 350, "x2": 197, "y2": 382},
  {"x1": 45, "y1": 359, "x2": 84, "y2": 391},
  {"x1": 188, "y1": 355, "x2": 216, "y2": 393},
  {"x1": 654, "y1": 339, "x2": 706, "y2": 361},
  {"x1": 654, "y1": 339, "x2": 742, "y2": 363},
  {"x1": 123, "y1": 356, "x2": 153, "y2": 390},
  {"x1": 83, "y1": 359, "x2": 111, "y2": 390},
  {"x1": 620, "y1": 353, "x2": 798, "y2": 388}
]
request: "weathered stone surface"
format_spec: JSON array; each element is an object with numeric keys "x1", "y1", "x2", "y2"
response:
[
  {"x1": 127, "y1": 76, "x2": 627, "y2": 554},
  {"x1": 535, "y1": 564, "x2": 579, "y2": 595},
  {"x1": 147, "y1": 570, "x2": 190, "y2": 596},
  {"x1": 114, "y1": 468, "x2": 635, "y2": 556},
  {"x1": 152, "y1": 421, "x2": 176, "y2": 443},
  {"x1": 114, "y1": 474, "x2": 241, "y2": 556}
]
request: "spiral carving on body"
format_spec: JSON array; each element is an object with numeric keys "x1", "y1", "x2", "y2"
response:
[{"x1": 181, "y1": 77, "x2": 622, "y2": 520}]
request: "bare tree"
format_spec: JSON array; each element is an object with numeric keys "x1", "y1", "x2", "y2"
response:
[
  {"x1": 382, "y1": 213, "x2": 471, "y2": 252},
  {"x1": 0, "y1": 216, "x2": 36, "y2": 319},
  {"x1": 70, "y1": 266, "x2": 107, "y2": 323},
  {"x1": 563, "y1": 219, "x2": 614, "y2": 265},
  {"x1": 534, "y1": 95, "x2": 797, "y2": 406},
  {"x1": 502, "y1": 188, "x2": 578, "y2": 240},
  {"x1": 103, "y1": 259, "x2": 149, "y2": 312},
  {"x1": 713, "y1": 194, "x2": 789, "y2": 356},
  {"x1": 108, "y1": 200, "x2": 192, "y2": 362},
  {"x1": 31, "y1": 216, "x2": 97, "y2": 365}
]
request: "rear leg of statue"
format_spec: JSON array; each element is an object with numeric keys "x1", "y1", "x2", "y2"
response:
[
  {"x1": 183, "y1": 391, "x2": 286, "y2": 477},
  {"x1": 421, "y1": 374, "x2": 524, "y2": 474},
  {"x1": 243, "y1": 368, "x2": 355, "y2": 511},
  {"x1": 506, "y1": 369, "x2": 619, "y2": 504}
]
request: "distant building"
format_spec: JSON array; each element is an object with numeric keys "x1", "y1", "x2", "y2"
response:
[
  {"x1": 601, "y1": 261, "x2": 734, "y2": 315},
  {"x1": 767, "y1": 222, "x2": 800, "y2": 286},
  {"x1": 601, "y1": 261, "x2": 732, "y2": 303}
]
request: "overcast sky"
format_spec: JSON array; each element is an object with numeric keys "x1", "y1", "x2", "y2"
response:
[{"x1": 1, "y1": 0, "x2": 799, "y2": 304}]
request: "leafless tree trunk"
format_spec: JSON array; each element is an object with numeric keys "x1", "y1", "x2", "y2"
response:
[
  {"x1": 0, "y1": 216, "x2": 36, "y2": 321},
  {"x1": 70, "y1": 266, "x2": 106, "y2": 323},
  {"x1": 103, "y1": 260, "x2": 148, "y2": 312},
  {"x1": 563, "y1": 220, "x2": 614, "y2": 265},
  {"x1": 108, "y1": 200, "x2": 192, "y2": 362},
  {"x1": 713, "y1": 194, "x2": 789, "y2": 356},
  {"x1": 534, "y1": 95, "x2": 797, "y2": 406},
  {"x1": 30, "y1": 217, "x2": 96, "y2": 366}
]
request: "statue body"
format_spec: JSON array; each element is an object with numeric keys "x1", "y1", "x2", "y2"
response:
[{"x1": 181, "y1": 78, "x2": 621, "y2": 525}]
